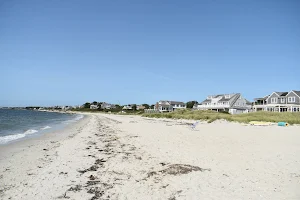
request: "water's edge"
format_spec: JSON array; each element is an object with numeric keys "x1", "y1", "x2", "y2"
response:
[{"x1": 0, "y1": 110, "x2": 84, "y2": 145}]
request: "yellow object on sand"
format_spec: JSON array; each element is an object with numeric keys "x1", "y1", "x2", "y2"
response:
[{"x1": 249, "y1": 121, "x2": 273, "y2": 126}]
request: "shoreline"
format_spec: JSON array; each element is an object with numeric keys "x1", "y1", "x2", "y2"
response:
[
  {"x1": 0, "y1": 110, "x2": 85, "y2": 146},
  {"x1": 1, "y1": 113, "x2": 300, "y2": 199}
]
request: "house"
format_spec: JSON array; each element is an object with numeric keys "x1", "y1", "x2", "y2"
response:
[
  {"x1": 136, "y1": 105, "x2": 146, "y2": 110},
  {"x1": 101, "y1": 102, "x2": 116, "y2": 110},
  {"x1": 90, "y1": 105, "x2": 99, "y2": 109},
  {"x1": 194, "y1": 93, "x2": 251, "y2": 114},
  {"x1": 123, "y1": 105, "x2": 133, "y2": 110},
  {"x1": 155, "y1": 100, "x2": 186, "y2": 112},
  {"x1": 253, "y1": 90, "x2": 300, "y2": 112}
]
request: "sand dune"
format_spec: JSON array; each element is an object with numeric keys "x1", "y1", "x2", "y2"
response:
[{"x1": 1, "y1": 113, "x2": 300, "y2": 200}]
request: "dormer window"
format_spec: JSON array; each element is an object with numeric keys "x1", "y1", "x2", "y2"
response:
[
  {"x1": 207, "y1": 96, "x2": 212, "y2": 99},
  {"x1": 225, "y1": 95, "x2": 230, "y2": 99}
]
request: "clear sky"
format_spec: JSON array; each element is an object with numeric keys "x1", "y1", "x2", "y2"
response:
[{"x1": 0, "y1": 0, "x2": 299, "y2": 106}]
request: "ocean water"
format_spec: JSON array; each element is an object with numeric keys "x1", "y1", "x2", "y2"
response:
[{"x1": 0, "y1": 109, "x2": 83, "y2": 145}]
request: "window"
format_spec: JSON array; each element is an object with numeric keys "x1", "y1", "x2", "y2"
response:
[
  {"x1": 288, "y1": 97, "x2": 296, "y2": 103},
  {"x1": 225, "y1": 95, "x2": 230, "y2": 99},
  {"x1": 271, "y1": 98, "x2": 277, "y2": 103},
  {"x1": 281, "y1": 98, "x2": 285, "y2": 103}
]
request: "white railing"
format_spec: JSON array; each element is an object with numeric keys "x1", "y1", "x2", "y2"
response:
[{"x1": 196, "y1": 105, "x2": 230, "y2": 109}]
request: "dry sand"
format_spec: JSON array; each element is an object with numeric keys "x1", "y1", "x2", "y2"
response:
[{"x1": 0, "y1": 113, "x2": 299, "y2": 200}]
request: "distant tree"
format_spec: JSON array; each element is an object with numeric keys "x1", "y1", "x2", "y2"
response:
[
  {"x1": 142, "y1": 104, "x2": 150, "y2": 109},
  {"x1": 150, "y1": 104, "x2": 155, "y2": 109},
  {"x1": 84, "y1": 102, "x2": 91, "y2": 108},
  {"x1": 92, "y1": 101, "x2": 98, "y2": 105},
  {"x1": 132, "y1": 104, "x2": 137, "y2": 111},
  {"x1": 186, "y1": 101, "x2": 198, "y2": 109}
]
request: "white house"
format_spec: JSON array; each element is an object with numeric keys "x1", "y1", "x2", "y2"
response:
[
  {"x1": 90, "y1": 105, "x2": 99, "y2": 110},
  {"x1": 194, "y1": 93, "x2": 251, "y2": 114},
  {"x1": 123, "y1": 105, "x2": 133, "y2": 110},
  {"x1": 101, "y1": 102, "x2": 116, "y2": 109}
]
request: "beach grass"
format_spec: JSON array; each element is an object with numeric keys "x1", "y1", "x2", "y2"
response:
[{"x1": 142, "y1": 110, "x2": 300, "y2": 124}]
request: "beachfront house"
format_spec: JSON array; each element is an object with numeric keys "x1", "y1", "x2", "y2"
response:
[
  {"x1": 194, "y1": 93, "x2": 251, "y2": 114},
  {"x1": 253, "y1": 90, "x2": 300, "y2": 112},
  {"x1": 101, "y1": 102, "x2": 116, "y2": 110},
  {"x1": 90, "y1": 105, "x2": 99, "y2": 110},
  {"x1": 155, "y1": 100, "x2": 186, "y2": 112},
  {"x1": 136, "y1": 105, "x2": 146, "y2": 110},
  {"x1": 123, "y1": 105, "x2": 133, "y2": 110}
]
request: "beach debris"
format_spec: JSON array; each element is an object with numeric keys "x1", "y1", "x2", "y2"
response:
[
  {"x1": 87, "y1": 141, "x2": 97, "y2": 145},
  {"x1": 57, "y1": 192, "x2": 70, "y2": 199},
  {"x1": 147, "y1": 171, "x2": 158, "y2": 178},
  {"x1": 87, "y1": 187, "x2": 104, "y2": 200},
  {"x1": 89, "y1": 175, "x2": 97, "y2": 180},
  {"x1": 135, "y1": 156, "x2": 142, "y2": 160},
  {"x1": 68, "y1": 185, "x2": 82, "y2": 192},
  {"x1": 249, "y1": 121, "x2": 273, "y2": 126},
  {"x1": 86, "y1": 181, "x2": 101, "y2": 186},
  {"x1": 95, "y1": 158, "x2": 106, "y2": 164},
  {"x1": 43, "y1": 148, "x2": 48, "y2": 151},
  {"x1": 78, "y1": 165, "x2": 99, "y2": 174},
  {"x1": 278, "y1": 122, "x2": 289, "y2": 127},
  {"x1": 160, "y1": 164, "x2": 211, "y2": 176},
  {"x1": 191, "y1": 121, "x2": 199, "y2": 129}
]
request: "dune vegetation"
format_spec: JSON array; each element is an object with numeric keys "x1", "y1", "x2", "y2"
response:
[{"x1": 142, "y1": 110, "x2": 300, "y2": 124}]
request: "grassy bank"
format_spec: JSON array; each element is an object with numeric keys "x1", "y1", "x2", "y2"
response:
[{"x1": 142, "y1": 110, "x2": 300, "y2": 124}]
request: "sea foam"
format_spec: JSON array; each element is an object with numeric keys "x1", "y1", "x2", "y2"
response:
[{"x1": 41, "y1": 126, "x2": 51, "y2": 130}]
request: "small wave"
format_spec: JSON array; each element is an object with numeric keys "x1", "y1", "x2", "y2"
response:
[
  {"x1": 74, "y1": 114, "x2": 84, "y2": 121},
  {"x1": 63, "y1": 115, "x2": 84, "y2": 124},
  {"x1": 24, "y1": 129, "x2": 38, "y2": 135},
  {"x1": 0, "y1": 134, "x2": 26, "y2": 144},
  {"x1": 41, "y1": 126, "x2": 51, "y2": 130},
  {"x1": 0, "y1": 129, "x2": 39, "y2": 144}
]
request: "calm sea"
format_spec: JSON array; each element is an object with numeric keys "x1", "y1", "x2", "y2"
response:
[{"x1": 0, "y1": 109, "x2": 83, "y2": 145}]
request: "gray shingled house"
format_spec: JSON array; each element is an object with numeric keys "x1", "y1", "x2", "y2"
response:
[
  {"x1": 155, "y1": 100, "x2": 186, "y2": 112},
  {"x1": 253, "y1": 90, "x2": 300, "y2": 112},
  {"x1": 194, "y1": 93, "x2": 251, "y2": 114}
]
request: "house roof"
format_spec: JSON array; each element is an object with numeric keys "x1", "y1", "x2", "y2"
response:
[
  {"x1": 292, "y1": 90, "x2": 300, "y2": 97},
  {"x1": 169, "y1": 101, "x2": 185, "y2": 105},
  {"x1": 200, "y1": 93, "x2": 239, "y2": 104},
  {"x1": 254, "y1": 95, "x2": 269, "y2": 101},
  {"x1": 158, "y1": 100, "x2": 185, "y2": 105},
  {"x1": 275, "y1": 92, "x2": 288, "y2": 96}
]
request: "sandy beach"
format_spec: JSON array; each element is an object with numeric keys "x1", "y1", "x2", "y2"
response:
[{"x1": 0, "y1": 113, "x2": 300, "y2": 200}]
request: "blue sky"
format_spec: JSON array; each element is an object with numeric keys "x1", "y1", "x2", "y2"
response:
[{"x1": 0, "y1": 0, "x2": 299, "y2": 106}]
